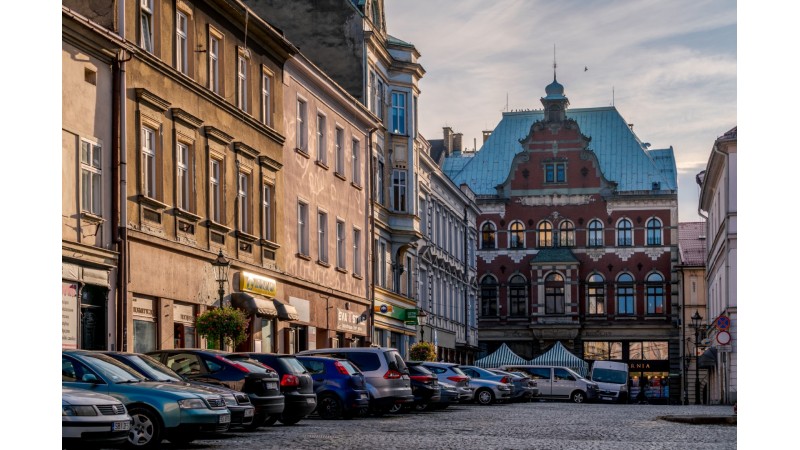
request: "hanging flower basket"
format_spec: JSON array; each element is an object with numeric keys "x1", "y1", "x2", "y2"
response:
[
  {"x1": 196, "y1": 306, "x2": 249, "y2": 349},
  {"x1": 410, "y1": 341, "x2": 437, "y2": 361}
]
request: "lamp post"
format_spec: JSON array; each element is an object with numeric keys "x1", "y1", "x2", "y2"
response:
[
  {"x1": 211, "y1": 250, "x2": 231, "y2": 305},
  {"x1": 691, "y1": 310, "x2": 703, "y2": 405},
  {"x1": 418, "y1": 309, "x2": 428, "y2": 343}
]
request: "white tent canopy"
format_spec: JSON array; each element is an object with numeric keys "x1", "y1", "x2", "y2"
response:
[
  {"x1": 474, "y1": 343, "x2": 528, "y2": 368},
  {"x1": 528, "y1": 341, "x2": 589, "y2": 377}
]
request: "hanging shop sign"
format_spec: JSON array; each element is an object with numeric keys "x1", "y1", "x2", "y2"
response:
[
  {"x1": 239, "y1": 271, "x2": 277, "y2": 297},
  {"x1": 337, "y1": 308, "x2": 367, "y2": 334}
]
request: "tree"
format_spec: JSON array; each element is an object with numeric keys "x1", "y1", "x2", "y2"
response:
[
  {"x1": 409, "y1": 341, "x2": 437, "y2": 361},
  {"x1": 196, "y1": 307, "x2": 249, "y2": 350}
]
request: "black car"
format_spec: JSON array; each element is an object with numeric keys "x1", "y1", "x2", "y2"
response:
[
  {"x1": 147, "y1": 349, "x2": 284, "y2": 429},
  {"x1": 433, "y1": 381, "x2": 460, "y2": 410},
  {"x1": 231, "y1": 353, "x2": 317, "y2": 425},
  {"x1": 103, "y1": 351, "x2": 256, "y2": 429},
  {"x1": 402, "y1": 361, "x2": 441, "y2": 412},
  {"x1": 297, "y1": 355, "x2": 370, "y2": 419}
]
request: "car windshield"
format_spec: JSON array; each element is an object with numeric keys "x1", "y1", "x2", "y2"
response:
[
  {"x1": 592, "y1": 368, "x2": 628, "y2": 384},
  {"x1": 83, "y1": 353, "x2": 147, "y2": 383},
  {"x1": 130, "y1": 354, "x2": 182, "y2": 381}
]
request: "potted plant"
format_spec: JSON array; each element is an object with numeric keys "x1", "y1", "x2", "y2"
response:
[
  {"x1": 196, "y1": 306, "x2": 249, "y2": 350},
  {"x1": 409, "y1": 341, "x2": 437, "y2": 361}
]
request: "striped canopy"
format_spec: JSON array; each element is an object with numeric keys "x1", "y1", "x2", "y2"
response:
[
  {"x1": 528, "y1": 341, "x2": 589, "y2": 377},
  {"x1": 474, "y1": 343, "x2": 528, "y2": 368}
]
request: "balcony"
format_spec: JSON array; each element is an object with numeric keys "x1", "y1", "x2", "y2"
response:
[{"x1": 386, "y1": 212, "x2": 423, "y2": 245}]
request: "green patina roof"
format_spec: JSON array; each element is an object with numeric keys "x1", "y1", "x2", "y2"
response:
[{"x1": 530, "y1": 248, "x2": 579, "y2": 264}]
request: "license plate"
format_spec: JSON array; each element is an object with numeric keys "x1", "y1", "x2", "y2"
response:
[
  {"x1": 265, "y1": 381, "x2": 278, "y2": 390},
  {"x1": 112, "y1": 421, "x2": 131, "y2": 431},
  {"x1": 601, "y1": 396, "x2": 613, "y2": 401},
  {"x1": 359, "y1": 394, "x2": 368, "y2": 399},
  {"x1": 219, "y1": 414, "x2": 231, "y2": 424},
  {"x1": 306, "y1": 397, "x2": 315, "y2": 404},
  {"x1": 244, "y1": 409, "x2": 254, "y2": 417}
]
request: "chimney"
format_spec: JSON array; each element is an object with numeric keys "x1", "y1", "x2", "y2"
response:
[
  {"x1": 482, "y1": 130, "x2": 492, "y2": 143},
  {"x1": 453, "y1": 133, "x2": 463, "y2": 152},
  {"x1": 442, "y1": 127, "x2": 453, "y2": 154}
]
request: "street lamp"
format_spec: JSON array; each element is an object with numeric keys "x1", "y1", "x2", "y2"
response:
[
  {"x1": 211, "y1": 250, "x2": 231, "y2": 305},
  {"x1": 691, "y1": 310, "x2": 703, "y2": 405},
  {"x1": 418, "y1": 309, "x2": 428, "y2": 342}
]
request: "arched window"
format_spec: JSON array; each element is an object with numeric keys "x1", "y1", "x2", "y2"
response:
[
  {"x1": 558, "y1": 221, "x2": 575, "y2": 247},
  {"x1": 617, "y1": 218, "x2": 633, "y2": 246},
  {"x1": 481, "y1": 222, "x2": 496, "y2": 249},
  {"x1": 646, "y1": 273, "x2": 665, "y2": 314},
  {"x1": 588, "y1": 219, "x2": 603, "y2": 247},
  {"x1": 537, "y1": 221, "x2": 553, "y2": 248},
  {"x1": 616, "y1": 273, "x2": 635, "y2": 315},
  {"x1": 544, "y1": 273, "x2": 564, "y2": 314},
  {"x1": 509, "y1": 222, "x2": 525, "y2": 249},
  {"x1": 646, "y1": 218, "x2": 662, "y2": 246},
  {"x1": 587, "y1": 273, "x2": 605, "y2": 315},
  {"x1": 508, "y1": 275, "x2": 527, "y2": 317},
  {"x1": 480, "y1": 275, "x2": 498, "y2": 317}
]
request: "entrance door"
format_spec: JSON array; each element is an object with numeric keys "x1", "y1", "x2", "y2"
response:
[{"x1": 80, "y1": 285, "x2": 107, "y2": 350}]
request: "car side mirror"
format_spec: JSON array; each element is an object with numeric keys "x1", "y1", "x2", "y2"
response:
[{"x1": 81, "y1": 374, "x2": 100, "y2": 383}]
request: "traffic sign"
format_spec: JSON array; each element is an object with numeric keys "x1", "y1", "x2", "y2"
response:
[
  {"x1": 714, "y1": 315, "x2": 730, "y2": 331},
  {"x1": 716, "y1": 330, "x2": 731, "y2": 345}
]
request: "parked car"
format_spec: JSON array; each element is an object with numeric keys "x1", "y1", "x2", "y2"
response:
[
  {"x1": 486, "y1": 368, "x2": 539, "y2": 401},
  {"x1": 63, "y1": 350, "x2": 231, "y2": 448},
  {"x1": 296, "y1": 355, "x2": 370, "y2": 419},
  {"x1": 230, "y1": 353, "x2": 317, "y2": 425},
  {"x1": 417, "y1": 362, "x2": 473, "y2": 403},
  {"x1": 588, "y1": 361, "x2": 629, "y2": 403},
  {"x1": 402, "y1": 362, "x2": 441, "y2": 412},
  {"x1": 501, "y1": 364, "x2": 598, "y2": 403},
  {"x1": 298, "y1": 347, "x2": 414, "y2": 414},
  {"x1": 147, "y1": 349, "x2": 284, "y2": 429},
  {"x1": 456, "y1": 365, "x2": 512, "y2": 405},
  {"x1": 103, "y1": 351, "x2": 255, "y2": 428},
  {"x1": 62, "y1": 387, "x2": 132, "y2": 449},
  {"x1": 433, "y1": 381, "x2": 460, "y2": 410}
]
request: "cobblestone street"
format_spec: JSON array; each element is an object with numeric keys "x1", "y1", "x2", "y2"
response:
[{"x1": 152, "y1": 402, "x2": 736, "y2": 450}]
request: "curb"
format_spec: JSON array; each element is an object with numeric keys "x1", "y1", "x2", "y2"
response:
[{"x1": 657, "y1": 415, "x2": 736, "y2": 425}]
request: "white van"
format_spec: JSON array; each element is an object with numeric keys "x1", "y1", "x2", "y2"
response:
[
  {"x1": 589, "y1": 361, "x2": 629, "y2": 403},
  {"x1": 500, "y1": 365, "x2": 598, "y2": 403}
]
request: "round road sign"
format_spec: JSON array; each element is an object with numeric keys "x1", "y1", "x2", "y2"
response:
[
  {"x1": 716, "y1": 331, "x2": 731, "y2": 345},
  {"x1": 715, "y1": 316, "x2": 731, "y2": 331}
]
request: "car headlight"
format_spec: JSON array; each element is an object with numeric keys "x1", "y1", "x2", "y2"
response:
[
  {"x1": 620, "y1": 385, "x2": 628, "y2": 392},
  {"x1": 63, "y1": 405, "x2": 97, "y2": 416},
  {"x1": 178, "y1": 398, "x2": 208, "y2": 409},
  {"x1": 223, "y1": 395, "x2": 238, "y2": 407},
  {"x1": 498, "y1": 385, "x2": 510, "y2": 391}
]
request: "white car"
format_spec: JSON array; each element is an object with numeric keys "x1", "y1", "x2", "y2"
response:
[{"x1": 62, "y1": 387, "x2": 132, "y2": 449}]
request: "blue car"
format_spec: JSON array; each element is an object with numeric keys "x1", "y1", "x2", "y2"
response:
[
  {"x1": 296, "y1": 355, "x2": 370, "y2": 420},
  {"x1": 63, "y1": 350, "x2": 231, "y2": 448}
]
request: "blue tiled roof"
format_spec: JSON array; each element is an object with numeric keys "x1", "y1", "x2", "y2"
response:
[{"x1": 444, "y1": 107, "x2": 677, "y2": 195}]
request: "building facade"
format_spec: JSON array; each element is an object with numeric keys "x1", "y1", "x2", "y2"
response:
[
  {"x1": 444, "y1": 77, "x2": 682, "y2": 403},
  {"x1": 676, "y1": 222, "x2": 708, "y2": 404},
  {"x1": 697, "y1": 127, "x2": 737, "y2": 405}
]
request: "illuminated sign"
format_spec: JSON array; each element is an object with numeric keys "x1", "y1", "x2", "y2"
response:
[{"x1": 239, "y1": 271, "x2": 277, "y2": 297}]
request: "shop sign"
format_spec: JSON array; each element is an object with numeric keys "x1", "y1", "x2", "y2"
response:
[
  {"x1": 132, "y1": 297, "x2": 155, "y2": 319},
  {"x1": 374, "y1": 302, "x2": 407, "y2": 321},
  {"x1": 629, "y1": 361, "x2": 670, "y2": 371},
  {"x1": 337, "y1": 308, "x2": 367, "y2": 334},
  {"x1": 173, "y1": 303, "x2": 195, "y2": 325},
  {"x1": 240, "y1": 271, "x2": 277, "y2": 297},
  {"x1": 62, "y1": 283, "x2": 79, "y2": 349},
  {"x1": 405, "y1": 309, "x2": 418, "y2": 325}
]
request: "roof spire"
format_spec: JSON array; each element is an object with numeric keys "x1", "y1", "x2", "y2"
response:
[{"x1": 553, "y1": 44, "x2": 557, "y2": 81}]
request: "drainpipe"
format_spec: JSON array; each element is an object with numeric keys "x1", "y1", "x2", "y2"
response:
[
  {"x1": 463, "y1": 205, "x2": 469, "y2": 357},
  {"x1": 367, "y1": 127, "x2": 378, "y2": 346},
  {"x1": 115, "y1": 1, "x2": 130, "y2": 352}
]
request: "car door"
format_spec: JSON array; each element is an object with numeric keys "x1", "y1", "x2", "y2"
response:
[
  {"x1": 526, "y1": 367, "x2": 552, "y2": 396},
  {"x1": 552, "y1": 368, "x2": 578, "y2": 398}
]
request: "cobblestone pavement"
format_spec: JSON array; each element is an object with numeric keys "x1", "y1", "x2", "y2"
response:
[{"x1": 149, "y1": 402, "x2": 736, "y2": 450}]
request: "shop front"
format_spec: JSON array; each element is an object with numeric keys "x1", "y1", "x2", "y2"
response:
[
  {"x1": 132, "y1": 296, "x2": 158, "y2": 353},
  {"x1": 583, "y1": 340, "x2": 675, "y2": 404},
  {"x1": 373, "y1": 301, "x2": 416, "y2": 358},
  {"x1": 172, "y1": 302, "x2": 197, "y2": 348},
  {"x1": 231, "y1": 271, "x2": 285, "y2": 352},
  {"x1": 62, "y1": 263, "x2": 112, "y2": 351}
]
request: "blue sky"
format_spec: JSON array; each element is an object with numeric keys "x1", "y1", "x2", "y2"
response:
[{"x1": 385, "y1": 0, "x2": 736, "y2": 222}]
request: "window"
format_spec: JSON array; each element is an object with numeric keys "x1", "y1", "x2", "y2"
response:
[
  {"x1": 378, "y1": 240, "x2": 387, "y2": 287},
  {"x1": 376, "y1": 160, "x2": 385, "y2": 204},
  {"x1": 353, "y1": 228, "x2": 361, "y2": 276},
  {"x1": 176, "y1": 143, "x2": 189, "y2": 210},
  {"x1": 262, "y1": 183, "x2": 273, "y2": 241},
  {"x1": 318, "y1": 211, "x2": 328, "y2": 263},
  {"x1": 208, "y1": 34, "x2": 220, "y2": 94},
  {"x1": 587, "y1": 274, "x2": 605, "y2": 315},
  {"x1": 588, "y1": 219, "x2": 603, "y2": 247},
  {"x1": 316, "y1": 114, "x2": 327, "y2": 164},
  {"x1": 352, "y1": 139, "x2": 361, "y2": 185},
  {"x1": 176, "y1": 11, "x2": 188, "y2": 74},
  {"x1": 209, "y1": 159, "x2": 221, "y2": 223},
  {"x1": 370, "y1": 73, "x2": 385, "y2": 120},
  {"x1": 296, "y1": 99, "x2": 308, "y2": 151},
  {"x1": 237, "y1": 53, "x2": 248, "y2": 111},
  {"x1": 508, "y1": 275, "x2": 527, "y2": 317},
  {"x1": 509, "y1": 222, "x2": 525, "y2": 249},
  {"x1": 335, "y1": 127, "x2": 344, "y2": 175},
  {"x1": 481, "y1": 222, "x2": 496, "y2": 249},
  {"x1": 237, "y1": 172, "x2": 250, "y2": 233},
  {"x1": 80, "y1": 139, "x2": 102, "y2": 215},
  {"x1": 584, "y1": 342, "x2": 623, "y2": 360},
  {"x1": 537, "y1": 221, "x2": 553, "y2": 248},
  {"x1": 391, "y1": 92, "x2": 406, "y2": 134},
  {"x1": 645, "y1": 273, "x2": 664, "y2": 314},
  {"x1": 480, "y1": 276, "x2": 498, "y2": 317},
  {"x1": 544, "y1": 273, "x2": 565, "y2": 314},
  {"x1": 297, "y1": 202, "x2": 309, "y2": 256},
  {"x1": 392, "y1": 170, "x2": 407, "y2": 212},
  {"x1": 559, "y1": 221, "x2": 575, "y2": 247},
  {"x1": 646, "y1": 218, "x2": 662, "y2": 245},
  {"x1": 545, "y1": 162, "x2": 566, "y2": 183},
  {"x1": 617, "y1": 219, "x2": 633, "y2": 246},
  {"x1": 140, "y1": 0, "x2": 154, "y2": 53},
  {"x1": 141, "y1": 126, "x2": 157, "y2": 198},
  {"x1": 336, "y1": 220, "x2": 346, "y2": 269},
  {"x1": 405, "y1": 255, "x2": 413, "y2": 297},
  {"x1": 616, "y1": 273, "x2": 635, "y2": 315},
  {"x1": 261, "y1": 70, "x2": 272, "y2": 126},
  {"x1": 630, "y1": 341, "x2": 669, "y2": 360}
]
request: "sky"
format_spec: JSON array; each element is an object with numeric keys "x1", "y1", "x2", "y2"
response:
[{"x1": 384, "y1": 0, "x2": 736, "y2": 223}]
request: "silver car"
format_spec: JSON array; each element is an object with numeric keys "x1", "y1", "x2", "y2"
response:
[
  {"x1": 62, "y1": 387, "x2": 132, "y2": 449},
  {"x1": 487, "y1": 368, "x2": 539, "y2": 401},
  {"x1": 457, "y1": 365, "x2": 512, "y2": 405},
  {"x1": 418, "y1": 362, "x2": 473, "y2": 403}
]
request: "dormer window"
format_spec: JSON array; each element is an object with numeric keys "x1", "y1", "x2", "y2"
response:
[{"x1": 545, "y1": 162, "x2": 566, "y2": 183}]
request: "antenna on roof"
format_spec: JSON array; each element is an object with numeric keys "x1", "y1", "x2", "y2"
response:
[
  {"x1": 553, "y1": 44, "x2": 557, "y2": 80},
  {"x1": 612, "y1": 86, "x2": 615, "y2": 106}
]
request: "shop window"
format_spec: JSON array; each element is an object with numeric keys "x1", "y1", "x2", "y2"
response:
[{"x1": 133, "y1": 320, "x2": 157, "y2": 353}]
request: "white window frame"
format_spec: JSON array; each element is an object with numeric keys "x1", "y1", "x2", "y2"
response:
[
  {"x1": 391, "y1": 169, "x2": 407, "y2": 212},
  {"x1": 80, "y1": 139, "x2": 102, "y2": 215},
  {"x1": 176, "y1": 11, "x2": 188, "y2": 74},
  {"x1": 209, "y1": 34, "x2": 220, "y2": 93},
  {"x1": 261, "y1": 69, "x2": 272, "y2": 126},
  {"x1": 176, "y1": 143, "x2": 189, "y2": 210},
  {"x1": 335, "y1": 127, "x2": 344, "y2": 175},
  {"x1": 336, "y1": 219, "x2": 346, "y2": 269},
  {"x1": 141, "y1": 126, "x2": 156, "y2": 198},
  {"x1": 318, "y1": 210, "x2": 328, "y2": 263},
  {"x1": 210, "y1": 159, "x2": 221, "y2": 223},
  {"x1": 262, "y1": 183, "x2": 273, "y2": 241},
  {"x1": 352, "y1": 138, "x2": 360, "y2": 184},
  {"x1": 298, "y1": 201, "x2": 309, "y2": 256},
  {"x1": 140, "y1": 0, "x2": 154, "y2": 53},
  {"x1": 391, "y1": 91, "x2": 406, "y2": 134},
  {"x1": 297, "y1": 98, "x2": 308, "y2": 151},
  {"x1": 316, "y1": 113, "x2": 327, "y2": 164},
  {"x1": 237, "y1": 54, "x2": 248, "y2": 111},
  {"x1": 238, "y1": 171, "x2": 250, "y2": 233}
]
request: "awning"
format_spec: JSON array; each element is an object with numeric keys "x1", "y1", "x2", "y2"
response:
[
  {"x1": 272, "y1": 299, "x2": 299, "y2": 321},
  {"x1": 230, "y1": 292, "x2": 278, "y2": 318},
  {"x1": 697, "y1": 347, "x2": 718, "y2": 368}
]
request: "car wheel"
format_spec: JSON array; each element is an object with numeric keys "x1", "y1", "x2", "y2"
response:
[
  {"x1": 476, "y1": 389, "x2": 495, "y2": 405},
  {"x1": 279, "y1": 415, "x2": 302, "y2": 426},
  {"x1": 127, "y1": 406, "x2": 162, "y2": 448},
  {"x1": 414, "y1": 402, "x2": 430, "y2": 412},
  {"x1": 242, "y1": 412, "x2": 267, "y2": 431},
  {"x1": 317, "y1": 394, "x2": 344, "y2": 420},
  {"x1": 264, "y1": 415, "x2": 279, "y2": 426},
  {"x1": 571, "y1": 391, "x2": 587, "y2": 403},
  {"x1": 388, "y1": 403, "x2": 403, "y2": 414}
]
